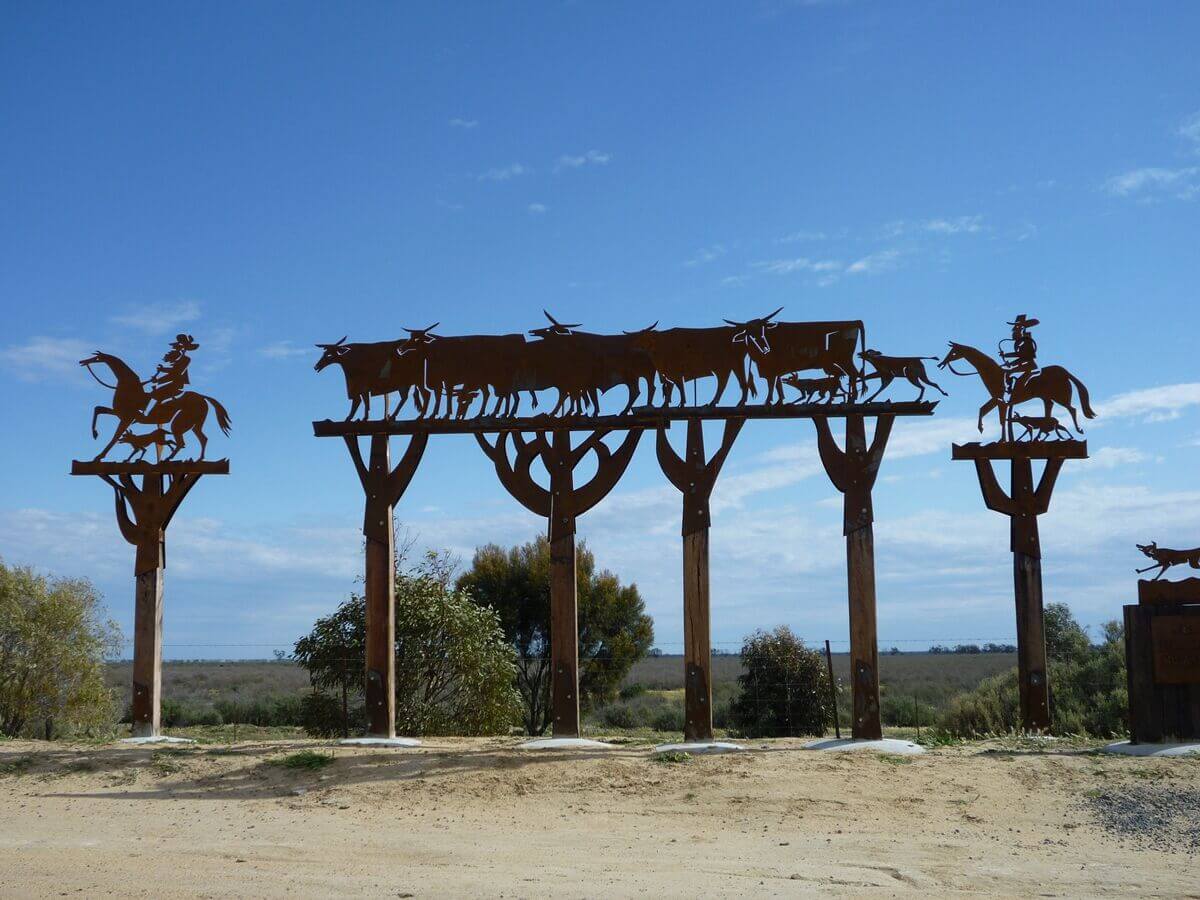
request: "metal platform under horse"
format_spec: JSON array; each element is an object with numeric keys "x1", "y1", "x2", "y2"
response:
[
  {"x1": 951, "y1": 440, "x2": 1087, "y2": 461},
  {"x1": 70, "y1": 459, "x2": 231, "y2": 475},
  {"x1": 313, "y1": 401, "x2": 937, "y2": 437}
]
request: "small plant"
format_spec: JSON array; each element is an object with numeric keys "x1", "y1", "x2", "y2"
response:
[
  {"x1": 654, "y1": 751, "x2": 691, "y2": 764},
  {"x1": 151, "y1": 753, "x2": 184, "y2": 776},
  {"x1": 271, "y1": 750, "x2": 335, "y2": 771},
  {"x1": 878, "y1": 754, "x2": 913, "y2": 766},
  {"x1": 0, "y1": 755, "x2": 34, "y2": 776}
]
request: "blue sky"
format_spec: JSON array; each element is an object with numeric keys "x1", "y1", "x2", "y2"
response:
[{"x1": 1, "y1": 2, "x2": 1198, "y2": 659}]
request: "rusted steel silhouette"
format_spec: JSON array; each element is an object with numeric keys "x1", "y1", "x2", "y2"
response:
[
  {"x1": 80, "y1": 336, "x2": 231, "y2": 461},
  {"x1": 656, "y1": 418, "x2": 744, "y2": 740},
  {"x1": 400, "y1": 325, "x2": 529, "y2": 419},
  {"x1": 945, "y1": 315, "x2": 1093, "y2": 732},
  {"x1": 73, "y1": 334, "x2": 230, "y2": 738},
  {"x1": 937, "y1": 336, "x2": 1094, "y2": 442},
  {"x1": 477, "y1": 427, "x2": 643, "y2": 736},
  {"x1": 814, "y1": 414, "x2": 894, "y2": 740},
  {"x1": 783, "y1": 374, "x2": 845, "y2": 404},
  {"x1": 315, "y1": 337, "x2": 425, "y2": 421},
  {"x1": 728, "y1": 309, "x2": 865, "y2": 405},
  {"x1": 1136, "y1": 542, "x2": 1200, "y2": 581},
  {"x1": 1126, "y1": 571, "x2": 1200, "y2": 742},
  {"x1": 859, "y1": 350, "x2": 947, "y2": 403},
  {"x1": 624, "y1": 322, "x2": 757, "y2": 407}
]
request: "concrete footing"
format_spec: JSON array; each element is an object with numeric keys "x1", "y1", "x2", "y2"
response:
[
  {"x1": 339, "y1": 737, "x2": 422, "y2": 748},
  {"x1": 654, "y1": 741, "x2": 745, "y2": 755},
  {"x1": 802, "y1": 737, "x2": 925, "y2": 755},
  {"x1": 1101, "y1": 740, "x2": 1200, "y2": 757},
  {"x1": 518, "y1": 737, "x2": 614, "y2": 750},
  {"x1": 119, "y1": 735, "x2": 196, "y2": 745}
]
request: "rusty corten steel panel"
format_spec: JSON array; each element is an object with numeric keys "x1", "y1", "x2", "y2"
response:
[
  {"x1": 314, "y1": 308, "x2": 947, "y2": 423},
  {"x1": 77, "y1": 334, "x2": 232, "y2": 462},
  {"x1": 1151, "y1": 615, "x2": 1200, "y2": 684},
  {"x1": 938, "y1": 314, "x2": 1095, "y2": 446}
]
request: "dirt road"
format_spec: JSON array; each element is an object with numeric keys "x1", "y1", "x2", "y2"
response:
[{"x1": 1, "y1": 736, "x2": 1196, "y2": 897}]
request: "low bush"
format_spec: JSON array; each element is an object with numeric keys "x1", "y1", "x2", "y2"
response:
[{"x1": 729, "y1": 627, "x2": 832, "y2": 738}]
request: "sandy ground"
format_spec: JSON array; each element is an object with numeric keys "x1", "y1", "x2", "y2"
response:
[{"x1": 1, "y1": 736, "x2": 1198, "y2": 898}]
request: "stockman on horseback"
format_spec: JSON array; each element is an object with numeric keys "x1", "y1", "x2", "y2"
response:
[
  {"x1": 999, "y1": 314, "x2": 1039, "y2": 398},
  {"x1": 145, "y1": 333, "x2": 197, "y2": 413}
]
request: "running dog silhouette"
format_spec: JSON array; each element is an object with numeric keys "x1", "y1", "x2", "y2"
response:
[
  {"x1": 1136, "y1": 541, "x2": 1200, "y2": 581},
  {"x1": 117, "y1": 428, "x2": 178, "y2": 462},
  {"x1": 859, "y1": 349, "x2": 948, "y2": 402},
  {"x1": 783, "y1": 374, "x2": 845, "y2": 404},
  {"x1": 1011, "y1": 414, "x2": 1072, "y2": 442}
]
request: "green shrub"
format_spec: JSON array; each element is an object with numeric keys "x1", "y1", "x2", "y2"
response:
[
  {"x1": 729, "y1": 627, "x2": 832, "y2": 738},
  {"x1": 299, "y1": 691, "x2": 364, "y2": 738},
  {"x1": 271, "y1": 750, "x2": 334, "y2": 771},
  {"x1": 938, "y1": 605, "x2": 1128, "y2": 738}
]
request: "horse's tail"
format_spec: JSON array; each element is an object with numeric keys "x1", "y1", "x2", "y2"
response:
[
  {"x1": 1065, "y1": 371, "x2": 1097, "y2": 420},
  {"x1": 201, "y1": 394, "x2": 233, "y2": 435}
]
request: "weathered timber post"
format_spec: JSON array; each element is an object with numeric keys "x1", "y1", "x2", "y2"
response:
[
  {"x1": 341, "y1": 433, "x2": 428, "y2": 738},
  {"x1": 71, "y1": 460, "x2": 226, "y2": 737},
  {"x1": 813, "y1": 414, "x2": 893, "y2": 740},
  {"x1": 655, "y1": 417, "x2": 743, "y2": 742},
  {"x1": 952, "y1": 440, "x2": 1085, "y2": 732},
  {"x1": 479, "y1": 428, "x2": 642, "y2": 737}
]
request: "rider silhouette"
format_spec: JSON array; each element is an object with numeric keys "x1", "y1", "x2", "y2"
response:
[
  {"x1": 999, "y1": 314, "x2": 1038, "y2": 397},
  {"x1": 144, "y1": 333, "x2": 198, "y2": 413}
]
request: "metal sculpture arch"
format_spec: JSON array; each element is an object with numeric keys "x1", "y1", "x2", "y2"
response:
[{"x1": 314, "y1": 308, "x2": 942, "y2": 742}]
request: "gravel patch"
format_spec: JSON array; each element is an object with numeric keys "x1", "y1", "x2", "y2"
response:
[{"x1": 1083, "y1": 784, "x2": 1200, "y2": 854}]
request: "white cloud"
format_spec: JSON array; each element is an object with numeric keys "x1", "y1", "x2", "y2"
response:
[
  {"x1": 846, "y1": 248, "x2": 904, "y2": 275},
  {"x1": 0, "y1": 336, "x2": 94, "y2": 383},
  {"x1": 683, "y1": 244, "x2": 726, "y2": 267},
  {"x1": 1103, "y1": 166, "x2": 1200, "y2": 201},
  {"x1": 752, "y1": 257, "x2": 842, "y2": 275},
  {"x1": 527, "y1": 202, "x2": 548, "y2": 214},
  {"x1": 554, "y1": 150, "x2": 611, "y2": 173},
  {"x1": 884, "y1": 215, "x2": 984, "y2": 237},
  {"x1": 776, "y1": 229, "x2": 830, "y2": 243},
  {"x1": 258, "y1": 340, "x2": 311, "y2": 360},
  {"x1": 1076, "y1": 447, "x2": 1150, "y2": 470},
  {"x1": 110, "y1": 300, "x2": 201, "y2": 336},
  {"x1": 448, "y1": 117, "x2": 478, "y2": 129},
  {"x1": 1178, "y1": 111, "x2": 1200, "y2": 151},
  {"x1": 477, "y1": 163, "x2": 529, "y2": 182},
  {"x1": 1099, "y1": 383, "x2": 1200, "y2": 421}
]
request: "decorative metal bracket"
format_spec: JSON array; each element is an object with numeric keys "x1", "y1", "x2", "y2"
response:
[
  {"x1": 814, "y1": 414, "x2": 894, "y2": 534},
  {"x1": 656, "y1": 418, "x2": 744, "y2": 536},
  {"x1": 342, "y1": 433, "x2": 429, "y2": 543},
  {"x1": 476, "y1": 429, "x2": 642, "y2": 540}
]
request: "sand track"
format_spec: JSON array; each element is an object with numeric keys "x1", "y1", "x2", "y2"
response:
[{"x1": 1, "y1": 737, "x2": 1197, "y2": 897}]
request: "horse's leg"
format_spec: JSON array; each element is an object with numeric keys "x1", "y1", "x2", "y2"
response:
[
  {"x1": 91, "y1": 406, "x2": 116, "y2": 439},
  {"x1": 976, "y1": 399, "x2": 998, "y2": 434},
  {"x1": 92, "y1": 417, "x2": 133, "y2": 461}
]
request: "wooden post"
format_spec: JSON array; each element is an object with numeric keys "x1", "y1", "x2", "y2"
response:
[
  {"x1": 549, "y1": 531, "x2": 580, "y2": 736},
  {"x1": 656, "y1": 419, "x2": 742, "y2": 743},
  {"x1": 952, "y1": 441, "x2": 1080, "y2": 733},
  {"x1": 1011, "y1": 458, "x2": 1050, "y2": 730},
  {"x1": 814, "y1": 414, "x2": 892, "y2": 741},
  {"x1": 72, "y1": 460, "x2": 223, "y2": 738},
  {"x1": 478, "y1": 428, "x2": 643, "y2": 738},
  {"x1": 340, "y1": 433, "x2": 428, "y2": 739},
  {"x1": 131, "y1": 474, "x2": 166, "y2": 737}
]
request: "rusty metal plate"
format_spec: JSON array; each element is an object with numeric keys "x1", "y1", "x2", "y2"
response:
[{"x1": 1152, "y1": 616, "x2": 1200, "y2": 684}]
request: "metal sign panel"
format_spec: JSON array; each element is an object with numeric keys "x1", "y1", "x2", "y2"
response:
[{"x1": 1152, "y1": 615, "x2": 1200, "y2": 684}]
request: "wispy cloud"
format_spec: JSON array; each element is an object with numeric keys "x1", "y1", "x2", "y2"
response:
[
  {"x1": 846, "y1": 247, "x2": 905, "y2": 275},
  {"x1": 1103, "y1": 166, "x2": 1199, "y2": 201},
  {"x1": 477, "y1": 163, "x2": 529, "y2": 182},
  {"x1": 448, "y1": 117, "x2": 478, "y2": 129},
  {"x1": 1178, "y1": 111, "x2": 1200, "y2": 152},
  {"x1": 0, "y1": 335, "x2": 94, "y2": 383},
  {"x1": 554, "y1": 150, "x2": 611, "y2": 173},
  {"x1": 1100, "y1": 382, "x2": 1200, "y2": 421},
  {"x1": 527, "y1": 202, "x2": 548, "y2": 215},
  {"x1": 884, "y1": 215, "x2": 984, "y2": 237},
  {"x1": 110, "y1": 300, "x2": 201, "y2": 336},
  {"x1": 259, "y1": 340, "x2": 311, "y2": 360},
  {"x1": 751, "y1": 257, "x2": 842, "y2": 275},
  {"x1": 684, "y1": 244, "x2": 726, "y2": 267}
]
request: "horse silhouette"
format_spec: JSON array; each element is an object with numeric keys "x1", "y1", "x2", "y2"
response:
[
  {"x1": 80, "y1": 351, "x2": 231, "y2": 461},
  {"x1": 936, "y1": 342, "x2": 1094, "y2": 441}
]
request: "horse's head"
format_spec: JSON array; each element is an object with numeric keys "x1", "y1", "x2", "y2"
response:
[
  {"x1": 78, "y1": 351, "x2": 107, "y2": 367},
  {"x1": 937, "y1": 342, "x2": 964, "y2": 370},
  {"x1": 314, "y1": 336, "x2": 350, "y2": 372},
  {"x1": 1136, "y1": 542, "x2": 1158, "y2": 558},
  {"x1": 725, "y1": 306, "x2": 782, "y2": 354}
]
